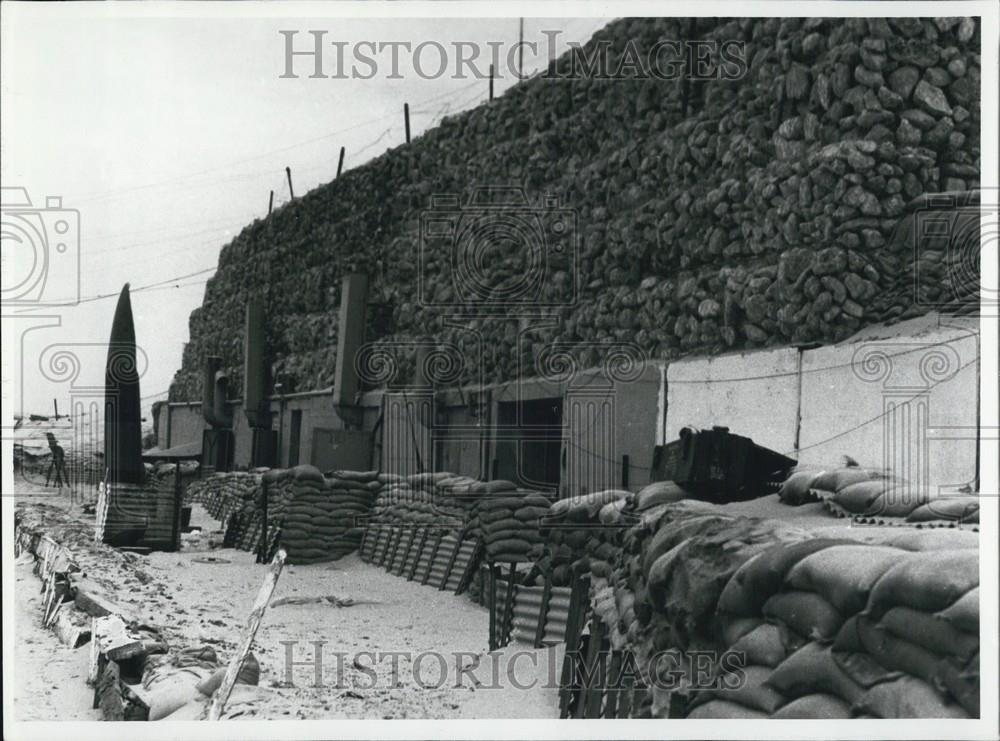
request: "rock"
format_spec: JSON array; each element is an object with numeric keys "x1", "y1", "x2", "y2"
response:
[
  {"x1": 888, "y1": 66, "x2": 921, "y2": 99},
  {"x1": 698, "y1": 298, "x2": 721, "y2": 319},
  {"x1": 913, "y1": 80, "x2": 953, "y2": 116},
  {"x1": 957, "y1": 17, "x2": 976, "y2": 42},
  {"x1": 854, "y1": 65, "x2": 884, "y2": 88},
  {"x1": 897, "y1": 118, "x2": 922, "y2": 145},
  {"x1": 923, "y1": 67, "x2": 952, "y2": 87},
  {"x1": 813, "y1": 247, "x2": 848, "y2": 276}
]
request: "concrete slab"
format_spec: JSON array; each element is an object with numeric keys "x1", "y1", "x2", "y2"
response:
[
  {"x1": 665, "y1": 347, "x2": 801, "y2": 457},
  {"x1": 798, "y1": 316, "x2": 979, "y2": 494}
]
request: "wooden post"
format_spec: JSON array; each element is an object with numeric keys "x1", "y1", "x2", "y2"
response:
[
  {"x1": 489, "y1": 64, "x2": 494, "y2": 101},
  {"x1": 337, "y1": 146, "x2": 345, "y2": 178},
  {"x1": 257, "y1": 479, "x2": 269, "y2": 563},
  {"x1": 171, "y1": 461, "x2": 183, "y2": 551},
  {"x1": 404, "y1": 103, "x2": 411, "y2": 144},
  {"x1": 534, "y1": 576, "x2": 552, "y2": 648},
  {"x1": 285, "y1": 166, "x2": 294, "y2": 200},
  {"x1": 207, "y1": 548, "x2": 287, "y2": 720},
  {"x1": 53, "y1": 398, "x2": 60, "y2": 419},
  {"x1": 500, "y1": 561, "x2": 517, "y2": 647},
  {"x1": 621, "y1": 454, "x2": 630, "y2": 490},
  {"x1": 488, "y1": 564, "x2": 498, "y2": 651},
  {"x1": 268, "y1": 190, "x2": 274, "y2": 215}
]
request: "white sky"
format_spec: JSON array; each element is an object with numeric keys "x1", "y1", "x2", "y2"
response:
[{"x1": 1, "y1": 4, "x2": 607, "y2": 420}]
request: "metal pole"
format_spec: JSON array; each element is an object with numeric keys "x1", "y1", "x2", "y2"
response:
[
  {"x1": 337, "y1": 146, "x2": 345, "y2": 177},
  {"x1": 489, "y1": 64, "x2": 494, "y2": 101},
  {"x1": 404, "y1": 103, "x2": 411, "y2": 144},
  {"x1": 268, "y1": 190, "x2": 274, "y2": 215},
  {"x1": 285, "y1": 167, "x2": 294, "y2": 200}
]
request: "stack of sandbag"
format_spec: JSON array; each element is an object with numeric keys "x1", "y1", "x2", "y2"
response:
[
  {"x1": 184, "y1": 472, "x2": 261, "y2": 522},
  {"x1": 279, "y1": 465, "x2": 378, "y2": 564},
  {"x1": 533, "y1": 489, "x2": 631, "y2": 586},
  {"x1": 474, "y1": 481, "x2": 552, "y2": 563},
  {"x1": 369, "y1": 473, "x2": 466, "y2": 533},
  {"x1": 694, "y1": 530, "x2": 980, "y2": 718}
]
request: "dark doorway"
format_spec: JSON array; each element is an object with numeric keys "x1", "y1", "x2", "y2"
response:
[
  {"x1": 495, "y1": 397, "x2": 562, "y2": 490},
  {"x1": 288, "y1": 410, "x2": 303, "y2": 467}
]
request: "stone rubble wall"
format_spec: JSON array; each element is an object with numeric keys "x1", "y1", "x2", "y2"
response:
[{"x1": 169, "y1": 17, "x2": 981, "y2": 401}]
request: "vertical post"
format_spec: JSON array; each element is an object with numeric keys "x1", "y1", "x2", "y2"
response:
[
  {"x1": 337, "y1": 146, "x2": 345, "y2": 177},
  {"x1": 488, "y1": 563, "x2": 498, "y2": 651},
  {"x1": 489, "y1": 64, "x2": 494, "y2": 101},
  {"x1": 268, "y1": 190, "x2": 274, "y2": 215},
  {"x1": 621, "y1": 455, "x2": 630, "y2": 490},
  {"x1": 285, "y1": 166, "x2": 294, "y2": 200},
  {"x1": 172, "y1": 461, "x2": 183, "y2": 551},
  {"x1": 53, "y1": 399, "x2": 60, "y2": 419},
  {"x1": 518, "y1": 18, "x2": 524, "y2": 79},
  {"x1": 404, "y1": 103, "x2": 411, "y2": 144},
  {"x1": 258, "y1": 479, "x2": 269, "y2": 563}
]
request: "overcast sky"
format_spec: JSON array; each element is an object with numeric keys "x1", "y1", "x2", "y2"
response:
[{"x1": 2, "y1": 4, "x2": 607, "y2": 421}]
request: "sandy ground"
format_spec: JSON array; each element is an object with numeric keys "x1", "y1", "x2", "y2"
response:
[
  {"x1": 14, "y1": 481, "x2": 910, "y2": 721},
  {"x1": 13, "y1": 482, "x2": 561, "y2": 720},
  {"x1": 11, "y1": 556, "x2": 99, "y2": 721}
]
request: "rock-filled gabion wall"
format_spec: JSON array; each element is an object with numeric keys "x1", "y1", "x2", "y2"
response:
[{"x1": 169, "y1": 16, "x2": 981, "y2": 400}]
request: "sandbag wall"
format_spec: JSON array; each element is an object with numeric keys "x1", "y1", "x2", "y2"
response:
[
  {"x1": 594, "y1": 493, "x2": 981, "y2": 719},
  {"x1": 183, "y1": 466, "x2": 380, "y2": 563}
]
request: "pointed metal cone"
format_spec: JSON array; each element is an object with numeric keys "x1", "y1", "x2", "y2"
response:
[{"x1": 104, "y1": 283, "x2": 145, "y2": 485}]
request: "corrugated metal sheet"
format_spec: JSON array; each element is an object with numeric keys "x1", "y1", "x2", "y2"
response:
[
  {"x1": 101, "y1": 483, "x2": 178, "y2": 550},
  {"x1": 542, "y1": 586, "x2": 574, "y2": 645},
  {"x1": 444, "y1": 539, "x2": 476, "y2": 590}
]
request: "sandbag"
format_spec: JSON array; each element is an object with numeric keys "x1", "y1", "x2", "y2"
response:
[
  {"x1": 514, "y1": 505, "x2": 550, "y2": 521},
  {"x1": 634, "y1": 481, "x2": 688, "y2": 511},
  {"x1": 866, "y1": 550, "x2": 979, "y2": 619},
  {"x1": 936, "y1": 587, "x2": 979, "y2": 634},
  {"x1": 880, "y1": 606, "x2": 979, "y2": 662},
  {"x1": 906, "y1": 496, "x2": 980, "y2": 523},
  {"x1": 598, "y1": 499, "x2": 630, "y2": 525},
  {"x1": 686, "y1": 699, "x2": 768, "y2": 719},
  {"x1": 888, "y1": 529, "x2": 979, "y2": 552},
  {"x1": 291, "y1": 464, "x2": 325, "y2": 484},
  {"x1": 811, "y1": 467, "x2": 886, "y2": 493},
  {"x1": 765, "y1": 643, "x2": 865, "y2": 705},
  {"x1": 718, "y1": 615, "x2": 763, "y2": 648},
  {"x1": 469, "y1": 480, "x2": 517, "y2": 495},
  {"x1": 831, "y1": 480, "x2": 889, "y2": 513},
  {"x1": 641, "y1": 515, "x2": 731, "y2": 580},
  {"x1": 856, "y1": 616, "x2": 941, "y2": 685},
  {"x1": 831, "y1": 617, "x2": 904, "y2": 688},
  {"x1": 711, "y1": 665, "x2": 785, "y2": 714},
  {"x1": 866, "y1": 485, "x2": 931, "y2": 518},
  {"x1": 763, "y1": 591, "x2": 844, "y2": 643},
  {"x1": 854, "y1": 675, "x2": 969, "y2": 718},
  {"x1": 937, "y1": 654, "x2": 980, "y2": 717},
  {"x1": 771, "y1": 693, "x2": 851, "y2": 719},
  {"x1": 726, "y1": 623, "x2": 787, "y2": 668},
  {"x1": 718, "y1": 538, "x2": 856, "y2": 617},
  {"x1": 785, "y1": 545, "x2": 903, "y2": 615},
  {"x1": 778, "y1": 469, "x2": 823, "y2": 506}
]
